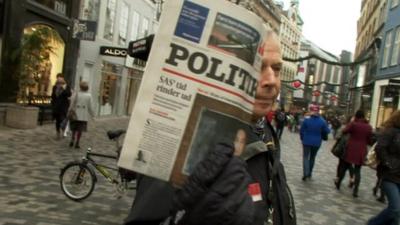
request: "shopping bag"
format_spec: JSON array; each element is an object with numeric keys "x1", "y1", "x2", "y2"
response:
[
  {"x1": 365, "y1": 143, "x2": 379, "y2": 169},
  {"x1": 63, "y1": 120, "x2": 71, "y2": 137}
]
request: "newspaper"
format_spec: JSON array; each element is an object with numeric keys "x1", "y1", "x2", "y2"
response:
[{"x1": 118, "y1": 0, "x2": 269, "y2": 187}]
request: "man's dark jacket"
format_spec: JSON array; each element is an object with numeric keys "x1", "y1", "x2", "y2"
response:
[{"x1": 124, "y1": 121, "x2": 296, "y2": 225}]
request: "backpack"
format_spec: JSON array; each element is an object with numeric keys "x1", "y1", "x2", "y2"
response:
[{"x1": 276, "y1": 112, "x2": 285, "y2": 123}]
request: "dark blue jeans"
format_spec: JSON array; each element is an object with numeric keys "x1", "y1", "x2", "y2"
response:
[
  {"x1": 368, "y1": 180, "x2": 400, "y2": 225},
  {"x1": 302, "y1": 145, "x2": 320, "y2": 178}
]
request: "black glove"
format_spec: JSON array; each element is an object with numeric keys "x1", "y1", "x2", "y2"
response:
[{"x1": 173, "y1": 143, "x2": 254, "y2": 225}]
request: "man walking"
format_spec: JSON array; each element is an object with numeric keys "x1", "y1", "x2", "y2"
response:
[{"x1": 300, "y1": 104, "x2": 330, "y2": 181}]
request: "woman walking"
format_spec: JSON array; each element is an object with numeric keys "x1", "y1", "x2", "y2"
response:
[
  {"x1": 333, "y1": 116, "x2": 354, "y2": 188},
  {"x1": 51, "y1": 75, "x2": 71, "y2": 139},
  {"x1": 367, "y1": 110, "x2": 400, "y2": 225},
  {"x1": 68, "y1": 81, "x2": 94, "y2": 148},
  {"x1": 335, "y1": 110, "x2": 372, "y2": 197}
]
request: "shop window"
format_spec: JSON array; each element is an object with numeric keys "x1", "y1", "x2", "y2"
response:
[
  {"x1": 377, "y1": 85, "x2": 399, "y2": 127},
  {"x1": 18, "y1": 24, "x2": 65, "y2": 104},
  {"x1": 382, "y1": 30, "x2": 393, "y2": 68},
  {"x1": 104, "y1": 0, "x2": 116, "y2": 41},
  {"x1": 118, "y1": 1, "x2": 129, "y2": 46},
  {"x1": 80, "y1": 0, "x2": 100, "y2": 21},
  {"x1": 99, "y1": 61, "x2": 122, "y2": 116},
  {"x1": 390, "y1": 27, "x2": 400, "y2": 66}
]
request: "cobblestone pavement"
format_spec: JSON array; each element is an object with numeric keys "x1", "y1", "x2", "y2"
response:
[
  {"x1": 0, "y1": 117, "x2": 134, "y2": 225},
  {"x1": 280, "y1": 128, "x2": 384, "y2": 225},
  {"x1": 0, "y1": 118, "x2": 386, "y2": 225}
]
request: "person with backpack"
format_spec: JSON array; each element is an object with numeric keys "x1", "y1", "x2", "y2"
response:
[
  {"x1": 275, "y1": 108, "x2": 286, "y2": 140},
  {"x1": 124, "y1": 30, "x2": 296, "y2": 225},
  {"x1": 300, "y1": 104, "x2": 330, "y2": 181}
]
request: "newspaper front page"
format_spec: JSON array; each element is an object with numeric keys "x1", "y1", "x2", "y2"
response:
[{"x1": 118, "y1": 0, "x2": 269, "y2": 187}]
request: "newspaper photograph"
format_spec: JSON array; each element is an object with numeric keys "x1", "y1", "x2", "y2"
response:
[{"x1": 118, "y1": 0, "x2": 270, "y2": 187}]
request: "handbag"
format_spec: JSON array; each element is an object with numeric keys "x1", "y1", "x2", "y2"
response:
[
  {"x1": 364, "y1": 143, "x2": 379, "y2": 169},
  {"x1": 67, "y1": 109, "x2": 77, "y2": 121},
  {"x1": 67, "y1": 92, "x2": 78, "y2": 121},
  {"x1": 331, "y1": 134, "x2": 348, "y2": 158}
]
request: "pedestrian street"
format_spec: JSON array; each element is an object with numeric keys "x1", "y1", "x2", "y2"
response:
[
  {"x1": 0, "y1": 118, "x2": 386, "y2": 225},
  {"x1": 280, "y1": 129, "x2": 384, "y2": 225},
  {"x1": 0, "y1": 117, "x2": 134, "y2": 225}
]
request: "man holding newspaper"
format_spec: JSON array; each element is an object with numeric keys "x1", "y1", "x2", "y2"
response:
[{"x1": 124, "y1": 29, "x2": 296, "y2": 225}]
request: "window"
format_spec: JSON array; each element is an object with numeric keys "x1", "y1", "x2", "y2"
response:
[
  {"x1": 104, "y1": 0, "x2": 116, "y2": 41},
  {"x1": 391, "y1": 0, "x2": 399, "y2": 8},
  {"x1": 118, "y1": 1, "x2": 129, "y2": 45},
  {"x1": 130, "y1": 11, "x2": 140, "y2": 41},
  {"x1": 139, "y1": 17, "x2": 149, "y2": 38},
  {"x1": 382, "y1": 30, "x2": 393, "y2": 68},
  {"x1": 99, "y1": 61, "x2": 123, "y2": 116},
  {"x1": 80, "y1": 0, "x2": 100, "y2": 21},
  {"x1": 391, "y1": 27, "x2": 400, "y2": 66}
]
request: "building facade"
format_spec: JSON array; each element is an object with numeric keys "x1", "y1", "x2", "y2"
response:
[
  {"x1": 75, "y1": 0, "x2": 159, "y2": 117},
  {"x1": 295, "y1": 39, "x2": 342, "y2": 113},
  {"x1": 0, "y1": 0, "x2": 80, "y2": 124},
  {"x1": 370, "y1": 0, "x2": 400, "y2": 128},
  {"x1": 0, "y1": 0, "x2": 80, "y2": 101},
  {"x1": 352, "y1": 0, "x2": 387, "y2": 121},
  {"x1": 338, "y1": 50, "x2": 352, "y2": 111},
  {"x1": 278, "y1": 1, "x2": 302, "y2": 110}
]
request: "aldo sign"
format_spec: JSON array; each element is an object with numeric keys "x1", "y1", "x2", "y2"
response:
[{"x1": 100, "y1": 46, "x2": 128, "y2": 58}]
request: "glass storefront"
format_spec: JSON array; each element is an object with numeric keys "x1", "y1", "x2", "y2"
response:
[
  {"x1": 376, "y1": 85, "x2": 400, "y2": 127},
  {"x1": 125, "y1": 69, "x2": 143, "y2": 115},
  {"x1": 99, "y1": 61, "x2": 122, "y2": 116},
  {"x1": 19, "y1": 24, "x2": 65, "y2": 104}
]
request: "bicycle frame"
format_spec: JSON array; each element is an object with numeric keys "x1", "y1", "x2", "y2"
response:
[{"x1": 82, "y1": 148, "x2": 120, "y2": 184}]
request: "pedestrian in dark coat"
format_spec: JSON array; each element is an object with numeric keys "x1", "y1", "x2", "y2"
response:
[
  {"x1": 51, "y1": 75, "x2": 71, "y2": 139},
  {"x1": 368, "y1": 110, "x2": 400, "y2": 225},
  {"x1": 336, "y1": 110, "x2": 372, "y2": 197}
]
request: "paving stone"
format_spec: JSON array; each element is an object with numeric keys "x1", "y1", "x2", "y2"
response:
[{"x1": 0, "y1": 118, "x2": 386, "y2": 224}]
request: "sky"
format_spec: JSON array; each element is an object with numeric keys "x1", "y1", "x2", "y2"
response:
[{"x1": 282, "y1": 0, "x2": 361, "y2": 56}]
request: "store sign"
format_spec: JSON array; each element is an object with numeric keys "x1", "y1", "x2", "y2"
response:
[
  {"x1": 54, "y1": 0, "x2": 66, "y2": 15},
  {"x1": 72, "y1": 19, "x2": 97, "y2": 41},
  {"x1": 100, "y1": 46, "x2": 128, "y2": 57},
  {"x1": 128, "y1": 34, "x2": 154, "y2": 61}
]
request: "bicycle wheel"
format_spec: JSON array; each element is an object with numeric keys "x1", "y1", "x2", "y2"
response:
[{"x1": 60, "y1": 162, "x2": 96, "y2": 201}]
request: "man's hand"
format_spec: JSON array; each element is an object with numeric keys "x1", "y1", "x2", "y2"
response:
[{"x1": 173, "y1": 143, "x2": 254, "y2": 225}]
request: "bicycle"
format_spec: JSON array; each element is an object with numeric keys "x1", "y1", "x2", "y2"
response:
[{"x1": 59, "y1": 129, "x2": 136, "y2": 201}]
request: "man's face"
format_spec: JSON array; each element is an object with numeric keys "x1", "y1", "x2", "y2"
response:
[{"x1": 253, "y1": 35, "x2": 282, "y2": 118}]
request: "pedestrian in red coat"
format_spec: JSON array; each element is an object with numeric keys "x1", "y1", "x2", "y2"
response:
[{"x1": 335, "y1": 110, "x2": 373, "y2": 197}]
